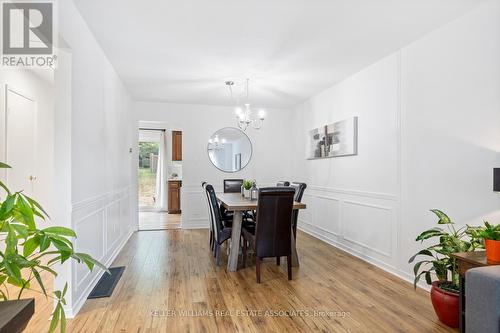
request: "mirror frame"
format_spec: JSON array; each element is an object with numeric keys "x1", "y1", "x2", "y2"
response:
[{"x1": 206, "y1": 127, "x2": 253, "y2": 173}]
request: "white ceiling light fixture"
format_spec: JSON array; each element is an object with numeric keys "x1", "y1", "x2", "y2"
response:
[
  {"x1": 226, "y1": 79, "x2": 265, "y2": 131},
  {"x1": 208, "y1": 135, "x2": 225, "y2": 150}
]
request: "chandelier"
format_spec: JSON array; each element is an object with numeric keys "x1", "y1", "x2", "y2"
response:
[{"x1": 225, "y1": 79, "x2": 265, "y2": 131}]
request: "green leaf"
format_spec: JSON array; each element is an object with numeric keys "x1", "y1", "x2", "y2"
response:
[
  {"x1": 11, "y1": 223, "x2": 29, "y2": 239},
  {"x1": 1, "y1": 195, "x2": 15, "y2": 215},
  {"x1": 416, "y1": 228, "x2": 445, "y2": 241},
  {"x1": 425, "y1": 271, "x2": 433, "y2": 285},
  {"x1": 23, "y1": 237, "x2": 40, "y2": 257},
  {"x1": 0, "y1": 180, "x2": 10, "y2": 195},
  {"x1": 430, "y1": 209, "x2": 452, "y2": 224},
  {"x1": 39, "y1": 265, "x2": 58, "y2": 276},
  {"x1": 5, "y1": 226, "x2": 18, "y2": 254},
  {"x1": 31, "y1": 268, "x2": 47, "y2": 297},
  {"x1": 16, "y1": 196, "x2": 36, "y2": 230},
  {"x1": 24, "y1": 195, "x2": 49, "y2": 218},
  {"x1": 4, "y1": 260, "x2": 22, "y2": 284},
  {"x1": 48, "y1": 303, "x2": 61, "y2": 333},
  {"x1": 408, "y1": 249, "x2": 433, "y2": 263},
  {"x1": 62, "y1": 283, "x2": 68, "y2": 298},
  {"x1": 40, "y1": 235, "x2": 51, "y2": 252},
  {"x1": 0, "y1": 162, "x2": 11, "y2": 169},
  {"x1": 60, "y1": 303, "x2": 66, "y2": 333},
  {"x1": 73, "y1": 253, "x2": 109, "y2": 273},
  {"x1": 43, "y1": 227, "x2": 76, "y2": 237}
]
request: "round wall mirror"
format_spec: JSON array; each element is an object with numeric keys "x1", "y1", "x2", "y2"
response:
[{"x1": 207, "y1": 127, "x2": 252, "y2": 172}]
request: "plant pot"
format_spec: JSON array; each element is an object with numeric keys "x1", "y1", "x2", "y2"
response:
[
  {"x1": 485, "y1": 239, "x2": 500, "y2": 262},
  {"x1": 244, "y1": 189, "x2": 250, "y2": 198},
  {"x1": 430, "y1": 282, "x2": 459, "y2": 328},
  {"x1": 0, "y1": 299, "x2": 35, "y2": 333}
]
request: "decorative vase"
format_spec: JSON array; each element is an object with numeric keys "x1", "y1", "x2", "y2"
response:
[
  {"x1": 244, "y1": 189, "x2": 250, "y2": 198},
  {"x1": 430, "y1": 281, "x2": 459, "y2": 328},
  {"x1": 485, "y1": 239, "x2": 500, "y2": 262},
  {"x1": 241, "y1": 185, "x2": 245, "y2": 196}
]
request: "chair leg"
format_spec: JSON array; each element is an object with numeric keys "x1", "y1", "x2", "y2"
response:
[
  {"x1": 276, "y1": 256, "x2": 280, "y2": 266},
  {"x1": 209, "y1": 230, "x2": 213, "y2": 248},
  {"x1": 215, "y1": 244, "x2": 221, "y2": 266},
  {"x1": 287, "y1": 255, "x2": 292, "y2": 280},
  {"x1": 256, "y1": 256, "x2": 261, "y2": 283},
  {"x1": 242, "y1": 238, "x2": 247, "y2": 268}
]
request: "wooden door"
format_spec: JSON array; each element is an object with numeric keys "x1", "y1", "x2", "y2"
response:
[{"x1": 172, "y1": 131, "x2": 182, "y2": 161}]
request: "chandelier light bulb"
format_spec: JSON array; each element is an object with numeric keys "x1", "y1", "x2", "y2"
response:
[{"x1": 258, "y1": 110, "x2": 266, "y2": 120}]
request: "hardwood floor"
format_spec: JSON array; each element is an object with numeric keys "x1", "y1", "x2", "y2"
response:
[
  {"x1": 23, "y1": 230, "x2": 455, "y2": 333},
  {"x1": 139, "y1": 212, "x2": 181, "y2": 230}
]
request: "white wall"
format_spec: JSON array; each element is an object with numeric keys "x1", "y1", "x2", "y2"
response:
[
  {"x1": 55, "y1": 0, "x2": 135, "y2": 316},
  {"x1": 134, "y1": 102, "x2": 293, "y2": 228},
  {"x1": 291, "y1": 0, "x2": 500, "y2": 285}
]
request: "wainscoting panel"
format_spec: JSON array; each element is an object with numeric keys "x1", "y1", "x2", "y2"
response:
[
  {"x1": 314, "y1": 195, "x2": 341, "y2": 236},
  {"x1": 69, "y1": 187, "x2": 134, "y2": 317},
  {"x1": 342, "y1": 200, "x2": 393, "y2": 257},
  {"x1": 297, "y1": 186, "x2": 399, "y2": 271}
]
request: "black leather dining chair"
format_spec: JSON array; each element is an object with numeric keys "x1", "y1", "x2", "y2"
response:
[
  {"x1": 289, "y1": 182, "x2": 307, "y2": 239},
  {"x1": 242, "y1": 187, "x2": 295, "y2": 283},
  {"x1": 205, "y1": 184, "x2": 232, "y2": 266},
  {"x1": 276, "y1": 181, "x2": 290, "y2": 187},
  {"x1": 202, "y1": 181, "x2": 216, "y2": 253},
  {"x1": 221, "y1": 179, "x2": 243, "y2": 222},
  {"x1": 223, "y1": 179, "x2": 243, "y2": 193}
]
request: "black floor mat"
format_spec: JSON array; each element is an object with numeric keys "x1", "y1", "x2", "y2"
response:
[{"x1": 87, "y1": 266, "x2": 125, "y2": 299}]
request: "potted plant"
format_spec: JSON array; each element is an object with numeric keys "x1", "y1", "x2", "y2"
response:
[
  {"x1": 0, "y1": 162, "x2": 107, "y2": 332},
  {"x1": 242, "y1": 179, "x2": 253, "y2": 198},
  {"x1": 409, "y1": 209, "x2": 482, "y2": 328},
  {"x1": 474, "y1": 222, "x2": 500, "y2": 262}
]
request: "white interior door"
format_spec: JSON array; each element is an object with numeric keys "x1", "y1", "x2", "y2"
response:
[{"x1": 5, "y1": 87, "x2": 36, "y2": 196}]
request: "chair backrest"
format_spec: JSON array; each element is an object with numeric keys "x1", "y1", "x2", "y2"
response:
[
  {"x1": 223, "y1": 179, "x2": 243, "y2": 193},
  {"x1": 254, "y1": 187, "x2": 295, "y2": 258},
  {"x1": 289, "y1": 182, "x2": 307, "y2": 202},
  {"x1": 276, "y1": 181, "x2": 290, "y2": 187},
  {"x1": 202, "y1": 182, "x2": 213, "y2": 233},
  {"x1": 205, "y1": 184, "x2": 224, "y2": 236}
]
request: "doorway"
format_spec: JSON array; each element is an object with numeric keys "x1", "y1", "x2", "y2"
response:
[
  {"x1": 138, "y1": 140, "x2": 160, "y2": 209},
  {"x1": 137, "y1": 125, "x2": 182, "y2": 230}
]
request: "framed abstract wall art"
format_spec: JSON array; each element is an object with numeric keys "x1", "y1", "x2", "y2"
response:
[{"x1": 307, "y1": 116, "x2": 358, "y2": 159}]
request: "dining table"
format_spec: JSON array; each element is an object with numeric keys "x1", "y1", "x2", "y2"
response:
[{"x1": 216, "y1": 192, "x2": 307, "y2": 272}]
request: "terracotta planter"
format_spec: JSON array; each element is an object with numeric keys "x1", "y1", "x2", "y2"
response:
[
  {"x1": 430, "y1": 282, "x2": 459, "y2": 328},
  {"x1": 485, "y1": 239, "x2": 500, "y2": 263}
]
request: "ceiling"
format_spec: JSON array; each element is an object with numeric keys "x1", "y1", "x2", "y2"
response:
[{"x1": 74, "y1": 0, "x2": 482, "y2": 108}]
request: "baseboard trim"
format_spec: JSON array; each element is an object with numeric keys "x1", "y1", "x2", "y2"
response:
[{"x1": 64, "y1": 229, "x2": 134, "y2": 318}]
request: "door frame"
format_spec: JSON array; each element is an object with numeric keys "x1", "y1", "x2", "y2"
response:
[{"x1": 4, "y1": 84, "x2": 38, "y2": 189}]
